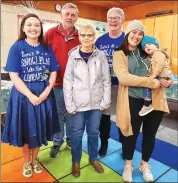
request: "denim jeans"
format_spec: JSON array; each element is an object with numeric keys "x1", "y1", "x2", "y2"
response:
[
  {"x1": 143, "y1": 76, "x2": 166, "y2": 99},
  {"x1": 69, "y1": 110, "x2": 102, "y2": 163},
  {"x1": 53, "y1": 87, "x2": 71, "y2": 147},
  {"x1": 144, "y1": 88, "x2": 152, "y2": 99}
]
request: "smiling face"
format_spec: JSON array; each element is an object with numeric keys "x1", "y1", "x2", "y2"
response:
[
  {"x1": 128, "y1": 30, "x2": 144, "y2": 50},
  {"x1": 107, "y1": 10, "x2": 124, "y2": 32},
  {"x1": 23, "y1": 17, "x2": 41, "y2": 41},
  {"x1": 61, "y1": 7, "x2": 78, "y2": 30},
  {"x1": 144, "y1": 43, "x2": 158, "y2": 55}
]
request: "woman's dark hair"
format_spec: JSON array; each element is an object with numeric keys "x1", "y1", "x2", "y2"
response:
[
  {"x1": 17, "y1": 13, "x2": 48, "y2": 50},
  {"x1": 115, "y1": 34, "x2": 130, "y2": 55},
  {"x1": 115, "y1": 33, "x2": 147, "y2": 57}
]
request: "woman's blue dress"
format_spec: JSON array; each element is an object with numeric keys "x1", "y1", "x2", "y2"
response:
[{"x1": 2, "y1": 40, "x2": 60, "y2": 149}]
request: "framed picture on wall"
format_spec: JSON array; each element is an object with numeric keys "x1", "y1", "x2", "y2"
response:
[{"x1": 76, "y1": 17, "x2": 108, "y2": 40}]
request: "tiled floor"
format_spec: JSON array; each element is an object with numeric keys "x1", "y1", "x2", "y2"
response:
[
  {"x1": 1, "y1": 134, "x2": 178, "y2": 182},
  {"x1": 111, "y1": 112, "x2": 178, "y2": 147},
  {"x1": 1, "y1": 111, "x2": 178, "y2": 182},
  {"x1": 156, "y1": 127, "x2": 178, "y2": 146}
]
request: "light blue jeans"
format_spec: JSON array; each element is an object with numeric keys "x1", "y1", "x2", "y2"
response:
[
  {"x1": 69, "y1": 110, "x2": 102, "y2": 163},
  {"x1": 53, "y1": 87, "x2": 71, "y2": 147}
]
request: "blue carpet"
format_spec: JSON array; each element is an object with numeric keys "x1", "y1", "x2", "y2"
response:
[
  {"x1": 157, "y1": 169, "x2": 178, "y2": 182},
  {"x1": 82, "y1": 134, "x2": 122, "y2": 159},
  {"x1": 110, "y1": 121, "x2": 178, "y2": 171},
  {"x1": 100, "y1": 149, "x2": 170, "y2": 182}
]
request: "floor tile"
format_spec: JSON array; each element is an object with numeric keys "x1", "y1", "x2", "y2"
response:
[
  {"x1": 133, "y1": 158, "x2": 170, "y2": 182},
  {"x1": 161, "y1": 111, "x2": 178, "y2": 131},
  {"x1": 156, "y1": 127, "x2": 178, "y2": 146},
  {"x1": 1, "y1": 143, "x2": 23, "y2": 164},
  {"x1": 38, "y1": 147, "x2": 89, "y2": 180},
  {"x1": 82, "y1": 135, "x2": 122, "y2": 159},
  {"x1": 158, "y1": 125, "x2": 166, "y2": 131},
  {"x1": 40, "y1": 141, "x2": 53, "y2": 151},
  {"x1": 40, "y1": 141, "x2": 68, "y2": 152},
  {"x1": 111, "y1": 115, "x2": 116, "y2": 122},
  {"x1": 60, "y1": 163, "x2": 123, "y2": 182},
  {"x1": 100, "y1": 149, "x2": 145, "y2": 175},
  {"x1": 156, "y1": 169, "x2": 178, "y2": 182},
  {"x1": 100, "y1": 149, "x2": 170, "y2": 182},
  {"x1": 140, "y1": 124, "x2": 165, "y2": 132},
  {"x1": 1, "y1": 157, "x2": 55, "y2": 182},
  {"x1": 83, "y1": 128, "x2": 87, "y2": 135},
  {"x1": 100, "y1": 149, "x2": 129, "y2": 175}
]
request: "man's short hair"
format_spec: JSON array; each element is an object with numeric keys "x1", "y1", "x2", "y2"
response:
[{"x1": 61, "y1": 3, "x2": 79, "y2": 14}]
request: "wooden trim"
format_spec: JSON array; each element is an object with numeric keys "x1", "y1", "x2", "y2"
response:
[
  {"x1": 123, "y1": 1, "x2": 178, "y2": 20},
  {"x1": 1, "y1": 1, "x2": 108, "y2": 22}
]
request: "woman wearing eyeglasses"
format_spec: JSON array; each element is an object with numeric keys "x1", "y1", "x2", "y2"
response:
[{"x1": 63, "y1": 24, "x2": 111, "y2": 178}]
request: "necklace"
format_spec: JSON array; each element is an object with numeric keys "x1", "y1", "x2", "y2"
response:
[
  {"x1": 25, "y1": 39, "x2": 40, "y2": 47},
  {"x1": 132, "y1": 49, "x2": 149, "y2": 70},
  {"x1": 132, "y1": 49, "x2": 140, "y2": 67}
]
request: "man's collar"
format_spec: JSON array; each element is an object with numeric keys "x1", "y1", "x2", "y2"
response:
[{"x1": 57, "y1": 23, "x2": 78, "y2": 36}]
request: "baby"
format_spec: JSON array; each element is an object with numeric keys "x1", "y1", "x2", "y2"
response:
[{"x1": 139, "y1": 35, "x2": 172, "y2": 116}]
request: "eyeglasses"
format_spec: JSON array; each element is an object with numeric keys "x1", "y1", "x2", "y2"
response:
[
  {"x1": 80, "y1": 34, "x2": 94, "y2": 38},
  {"x1": 108, "y1": 16, "x2": 121, "y2": 21}
]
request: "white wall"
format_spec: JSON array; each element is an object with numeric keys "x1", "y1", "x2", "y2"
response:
[
  {"x1": 1, "y1": 4, "x2": 61, "y2": 68},
  {"x1": 1, "y1": 4, "x2": 107, "y2": 68}
]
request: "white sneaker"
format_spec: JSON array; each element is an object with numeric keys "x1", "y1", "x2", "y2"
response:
[
  {"x1": 139, "y1": 162, "x2": 153, "y2": 182},
  {"x1": 122, "y1": 163, "x2": 133, "y2": 183}
]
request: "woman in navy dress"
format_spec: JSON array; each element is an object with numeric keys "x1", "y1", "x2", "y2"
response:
[{"x1": 2, "y1": 13, "x2": 60, "y2": 178}]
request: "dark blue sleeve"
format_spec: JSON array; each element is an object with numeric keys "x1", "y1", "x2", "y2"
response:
[
  {"x1": 5, "y1": 43, "x2": 21, "y2": 73},
  {"x1": 48, "y1": 46, "x2": 60, "y2": 72}
]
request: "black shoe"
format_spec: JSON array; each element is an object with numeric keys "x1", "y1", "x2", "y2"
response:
[
  {"x1": 99, "y1": 144, "x2": 108, "y2": 157},
  {"x1": 49, "y1": 145, "x2": 60, "y2": 158}
]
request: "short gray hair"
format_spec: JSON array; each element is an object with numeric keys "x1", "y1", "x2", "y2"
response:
[
  {"x1": 107, "y1": 7, "x2": 125, "y2": 21},
  {"x1": 79, "y1": 24, "x2": 96, "y2": 36},
  {"x1": 61, "y1": 3, "x2": 79, "y2": 14}
]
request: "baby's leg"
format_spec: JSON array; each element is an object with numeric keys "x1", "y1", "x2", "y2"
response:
[
  {"x1": 143, "y1": 88, "x2": 152, "y2": 106},
  {"x1": 139, "y1": 88, "x2": 154, "y2": 116}
]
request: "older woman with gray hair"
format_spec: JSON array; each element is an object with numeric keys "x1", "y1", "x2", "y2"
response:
[
  {"x1": 64, "y1": 24, "x2": 111, "y2": 178},
  {"x1": 95, "y1": 7, "x2": 125, "y2": 157}
]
